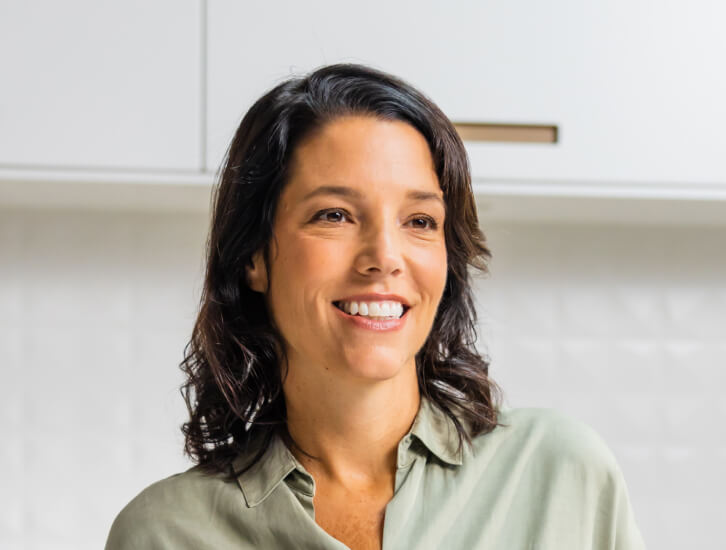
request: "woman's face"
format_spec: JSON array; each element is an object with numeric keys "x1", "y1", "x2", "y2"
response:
[{"x1": 247, "y1": 115, "x2": 448, "y2": 385}]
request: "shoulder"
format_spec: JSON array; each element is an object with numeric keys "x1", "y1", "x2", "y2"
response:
[
  {"x1": 113, "y1": 465, "x2": 234, "y2": 518},
  {"x1": 460, "y1": 409, "x2": 645, "y2": 548},
  {"x1": 472, "y1": 407, "x2": 622, "y2": 486},
  {"x1": 105, "y1": 466, "x2": 238, "y2": 549},
  {"x1": 486, "y1": 408, "x2": 646, "y2": 548}
]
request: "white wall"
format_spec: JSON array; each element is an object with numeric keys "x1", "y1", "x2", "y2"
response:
[
  {"x1": 478, "y1": 223, "x2": 726, "y2": 550},
  {"x1": 0, "y1": 209, "x2": 207, "y2": 550},
  {"x1": 1, "y1": 207, "x2": 723, "y2": 549}
]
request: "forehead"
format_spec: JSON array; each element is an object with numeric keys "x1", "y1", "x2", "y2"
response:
[{"x1": 284, "y1": 115, "x2": 442, "y2": 202}]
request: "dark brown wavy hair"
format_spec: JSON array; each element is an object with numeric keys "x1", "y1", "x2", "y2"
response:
[{"x1": 180, "y1": 63, "x2": 501, "y2": 477}]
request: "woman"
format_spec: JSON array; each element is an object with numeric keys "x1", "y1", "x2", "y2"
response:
[{"x1": 106, "y1": 64, "x2": 645, "y2": 549}]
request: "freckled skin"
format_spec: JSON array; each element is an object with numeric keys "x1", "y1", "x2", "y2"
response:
[{"x1": 314, "y1": 480, "x2": 388, "y2": 550}]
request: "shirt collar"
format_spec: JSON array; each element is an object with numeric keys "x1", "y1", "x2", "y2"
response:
[
  {"x1": 234, "y1": 434, "x2": 309, "y2": 507},
  {"x1": 234, "y1": 397, "x2": 464, "y2": 508},
  {"x1": 404, "y1": 397, "x2": 464, "y2": 467}
]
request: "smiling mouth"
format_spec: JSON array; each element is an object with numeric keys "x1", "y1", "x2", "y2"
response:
[{"x1": 332, "y1": 301, "x2": 411, "y2": 319}]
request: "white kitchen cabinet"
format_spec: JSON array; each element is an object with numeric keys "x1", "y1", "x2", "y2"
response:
[
  {"x1": 207, "y1": 0, "x2": 726, "y2": 186},
  {"x1": 0, "y1": 0, "x2": 202, "y2": 171}
]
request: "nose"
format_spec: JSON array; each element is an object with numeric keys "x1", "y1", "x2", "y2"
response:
[{"x1": 353, "y1": 216, "x2": 404, "y2": 277}]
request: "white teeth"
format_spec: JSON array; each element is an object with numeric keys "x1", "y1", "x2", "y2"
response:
[{"x1": 337, "y1": 300, "x2": 405, "y2": 319}]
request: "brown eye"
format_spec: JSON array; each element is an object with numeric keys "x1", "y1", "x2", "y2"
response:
[
  {"x1": 409, "y1": 216, "x2": 438, "y2": 230},
  {"x1": 314, "y1": 208, "x2": 351, "y2": 223}
]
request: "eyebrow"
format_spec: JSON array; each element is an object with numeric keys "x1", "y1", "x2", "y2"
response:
[{"x1": 301, "y1": 185, "x2": 446, "y2": 211}]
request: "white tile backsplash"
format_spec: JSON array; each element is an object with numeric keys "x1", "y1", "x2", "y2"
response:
[
  {"x1": 478, "y1": 223, "x2": 726, "y2": 550},
  {"x1": 0, "y1": 209, "x2": 724, "y2": 549}
]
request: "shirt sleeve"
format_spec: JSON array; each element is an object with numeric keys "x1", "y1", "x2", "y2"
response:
[
  {"x1": 597, "y1": 456, "x2": 647, "y2": 550},
  {"x1": 104, "y1": 497, "x2": 156, "y2": 550},
  {"x1": 105, "y1": 505, "x2": 143, "y2": 550},
  {"x1": 505, "y1": 408, "x2": 648, "y2": 550},
  {"x1": 550, "y1": 410, "x2": 647, "y2": 550}
]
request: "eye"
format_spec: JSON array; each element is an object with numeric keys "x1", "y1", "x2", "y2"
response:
[
  {"x1": 314, "y1": 208, "x2": 351, "y2": 224},
  {"x1": 408, "y1": 215, "x2": 439, "y2": 231}
]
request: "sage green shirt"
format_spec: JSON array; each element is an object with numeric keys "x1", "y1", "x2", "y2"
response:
[{"x1": 106, "y1": 399, "x2": 646, "y2": 549}]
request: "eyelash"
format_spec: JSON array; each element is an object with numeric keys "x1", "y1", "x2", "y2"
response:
[{"x1": 314, "y1": 208, "x2": 439, "y2": 230}]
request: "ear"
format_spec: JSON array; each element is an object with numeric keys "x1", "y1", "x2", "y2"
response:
[{"x1": 245, "y1": 249, "x2": 268, "y2": 293}]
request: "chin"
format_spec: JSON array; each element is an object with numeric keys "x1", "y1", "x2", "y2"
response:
[{"x1": 342, "y1": 351, "x2": 414, "y2": 382}]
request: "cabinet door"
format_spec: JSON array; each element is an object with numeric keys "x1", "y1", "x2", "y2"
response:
[
  {"x1": 463, "y1": 0, "x2": 726, "y2": 185},
  {"x1": 207, "y1": 0, "x2": 726, "y2": 185},
  {"x1": 0, "y1": 0, "x2": 201, "y2": 171}
]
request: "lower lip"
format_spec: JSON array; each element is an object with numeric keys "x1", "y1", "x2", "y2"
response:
[{"x1": 332, "y1": 304, "x2": 409, "y2": 331}]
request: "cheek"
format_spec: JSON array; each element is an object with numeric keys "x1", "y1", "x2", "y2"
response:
[
  {"x1": 270, "y1": 235, "x2": 346, "y2": 307},
  {"x1": 413, "y1": 243, "x2": 448, "y2": 297},
  {"x1": 281, "y1": 235, "x2": 347, "y2": 280}
]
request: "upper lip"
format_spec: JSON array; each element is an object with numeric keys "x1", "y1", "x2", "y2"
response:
[{"x1": 334, "y1": 293, "x2": 411, "y2": 307}]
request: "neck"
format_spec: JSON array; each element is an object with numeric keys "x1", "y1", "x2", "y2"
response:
[{"x1": 283, "y1": 360, "x2": 420, "y2": 492}]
